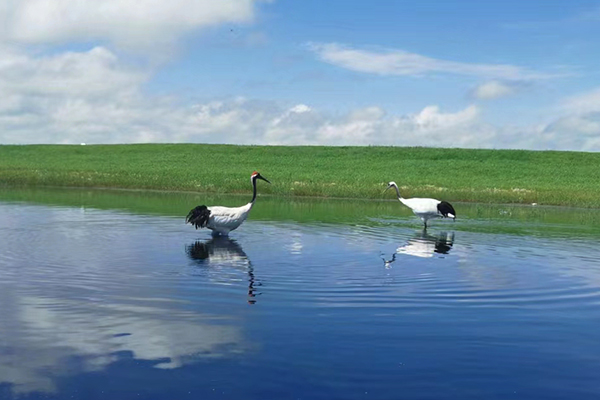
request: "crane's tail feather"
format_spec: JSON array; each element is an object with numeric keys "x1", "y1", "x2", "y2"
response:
[
  {"x1": 437, "y1": 201, "x2": 456, "y2": 219},
  {"x1": 186, "y1": 205, "x2": 211, "y2": 229}
]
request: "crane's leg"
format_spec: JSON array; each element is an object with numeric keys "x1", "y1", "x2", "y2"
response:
[{"x1": 211, "y1": 229, "x2": 226, "y2": 237}]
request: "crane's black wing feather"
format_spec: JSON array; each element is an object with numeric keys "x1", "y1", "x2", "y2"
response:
[
  {"x1": 186, "y1": 205, "x2": 211, "y2": 229},
  {"x1": 437, "y1": 201, "x2": 456, "y2": 218}
]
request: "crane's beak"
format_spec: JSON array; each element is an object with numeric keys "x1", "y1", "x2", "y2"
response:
[
  {"x1": 257, "y1": 175, "x2": 271, "y2": 184},
  {"x1": 383, "y1": 184, "x2": 392, "y2": 194}
]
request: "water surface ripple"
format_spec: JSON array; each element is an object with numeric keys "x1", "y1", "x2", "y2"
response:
[{"x1": 0, "y1": 196, "x2": 600, "y2": 399}]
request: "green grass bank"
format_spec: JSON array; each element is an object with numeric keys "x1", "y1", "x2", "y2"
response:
[{"x1": 1, "y1": 144, "x2": 599, "y2": 207}]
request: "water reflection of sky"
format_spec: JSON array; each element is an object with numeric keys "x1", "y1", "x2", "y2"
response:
[
  {"x1": 0, "y1": 204, "x2": 248, "y2": 394},
  {"x1": 1, "y1": 202, "x2": 600, "y2": 399}
]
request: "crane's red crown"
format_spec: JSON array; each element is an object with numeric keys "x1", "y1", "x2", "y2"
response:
[{"x1": 251, "y1": 171, "x2": 259, "y2": 177}]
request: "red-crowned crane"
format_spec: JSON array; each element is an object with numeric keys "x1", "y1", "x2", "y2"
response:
[
  {"x1": 385, "y1": 181, "x2": 456, "y2": 228},
  {"x1": 186, "y1": 171, "x2": 270, "y2": 235}
]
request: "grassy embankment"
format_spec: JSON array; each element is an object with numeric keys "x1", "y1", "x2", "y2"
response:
[{"x1": 1, "y1": 144, "x2": 599, "y2": 207}]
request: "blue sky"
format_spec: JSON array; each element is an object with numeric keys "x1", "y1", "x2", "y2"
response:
[{"x1": 1, "y1": 0, "x2": 600, "y2": 150}]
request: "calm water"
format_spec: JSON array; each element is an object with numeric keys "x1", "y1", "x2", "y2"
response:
[{"x1": 1, "y1": 188, "x2": 600, "y2": 399}]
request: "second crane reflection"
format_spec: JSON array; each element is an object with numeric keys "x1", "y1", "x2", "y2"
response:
[
  {"x1": 186, "y1": 237, "x2": 261, "y2": 304},
  {"x1": 395, "y1": 229, "x2": 455, "y2": 258}
]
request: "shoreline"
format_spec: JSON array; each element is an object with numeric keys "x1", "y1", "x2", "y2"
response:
[{"x1": 2, "y1": 183, "x2": 597, "y2": 212}]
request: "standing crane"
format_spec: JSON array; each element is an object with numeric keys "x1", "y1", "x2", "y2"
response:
[
  {"x1": 384, "y1": 181, "x2": 456, "y2": 228},
  {"x1": 186, "y1": 171, "x2": 270, "y2": 235}
]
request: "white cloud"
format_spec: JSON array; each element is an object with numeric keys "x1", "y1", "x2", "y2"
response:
[
  {"x1": 537, "y1": 113, "x2": 600, "y2": 151},
  {"x1": 0, "y1": 46, "x2": 146, "y2": 97},
  {"x1": 0, "y1": 46, "x2": 150, "y2": 143},
  {"x1": 523, "y1": 86, "x2": 600, "y2": 151},
  {"x1": 0, "y1": 45, "x2": 599, "y2": 151},
  {"x1": 308, "y1": 42, "x2": 557, "y2": 80},
  {"x1": 0, "y1": 46, "x2": 487, "y2": 147},
  {"x1": 472, "y1": 81, "x2": 518, "y2": 100},
  {"x1": 0, "y1": 46, "x2": 488, "y2": 147},
  {"x1": 1, "y1": 0, "x2": 264, "y2": 48},
  {"x1": 413, "y1": 105, "x2": 479, "y2": 127},
  {"x1": 562, "y1": 86, "x2": 600, "y2": 115},
  {"x1": 289, "y1": 104, "x2": 311, "y2": 114}
]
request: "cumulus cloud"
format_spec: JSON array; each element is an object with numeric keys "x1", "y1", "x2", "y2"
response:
[
  {"x1": 0, "y1": 46, "x2": 488, "y2": 146},
  {"x1": 471, "y1": 81, "x2": 518, "y2": 100},
  {"x1": 0, "y1": 45, "x2": 486, "y2": 146},
  {"x1": 0, "y1": 44, "x2": 598, "y2": 151},
  {"x1": 0, "y1": 46, "x2": 145, "y2": 96},
  {"x1": 308, "y1": 42, "x2": 557, "y2": 80},
  {"x1": 0, "y1": 46, "x2": 150, "y2": 143},
  {"x1": 0, "y1": 0, "x2": 264, "y2": 48},
  {"x1": 413, "y1": 105, "x2": 479, "y2": 127}
]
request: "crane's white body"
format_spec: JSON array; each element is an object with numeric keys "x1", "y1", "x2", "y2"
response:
[
  {"x1": 206, "y1": 203, "x2": 253, "y2": 235},
  {"x1": 400, "y1": 197, "x2": 445, "y2": 224}
]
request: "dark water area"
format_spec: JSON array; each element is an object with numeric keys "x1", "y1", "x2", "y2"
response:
[{"x1": 1, "y1": 188, "x2": 600, "y2": 399}]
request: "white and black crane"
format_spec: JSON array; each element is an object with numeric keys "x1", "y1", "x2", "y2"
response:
[
  {"x1": 385, "y1": 181, "x2": 456, "y2": 228},
  {"x1": 186, "y1": 171, "x2": 270, "y2": 235}
]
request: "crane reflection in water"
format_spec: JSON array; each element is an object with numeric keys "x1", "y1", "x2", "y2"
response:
[
  {"x1": 186, "y1": 237, "x2": 261, "y2": 304},
  {"x1": 382, "y1": 230, "x2": 455, "y2": 266}
]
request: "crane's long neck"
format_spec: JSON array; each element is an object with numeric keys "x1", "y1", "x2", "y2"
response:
[
  {"x1": 250, "y1": 177, "x2": 258, "y2": 204},
  {"x1": 392, "y1": 184, "x2": 403, "y2": 201}
]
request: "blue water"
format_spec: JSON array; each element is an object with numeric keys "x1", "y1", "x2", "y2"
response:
[{"x1": 1, "y1": 200, "x2": 600, "y2": 399}]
